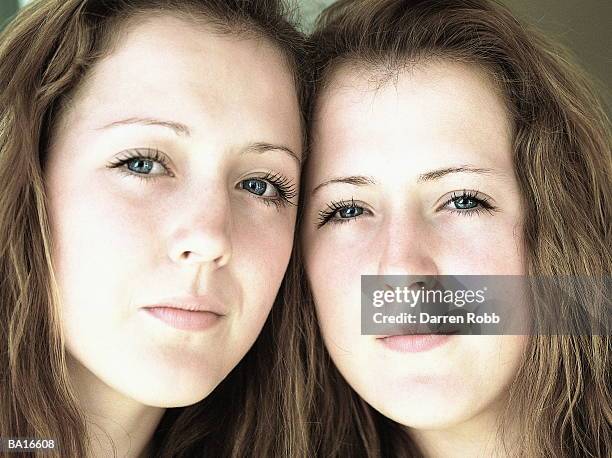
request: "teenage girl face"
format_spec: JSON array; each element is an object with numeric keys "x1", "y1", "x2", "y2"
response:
[
  {"x1": 302, "y1": 60, "x2": 526, "y2": 429},
  {"x1": 45, "y1": 15, "x2": 301, "y2": 407}
]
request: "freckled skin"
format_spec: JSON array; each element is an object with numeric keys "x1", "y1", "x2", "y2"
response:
[
  {"x1": 302, "y1": 61, "x2": 526, "y2": 431},
  {"x1": 45, "y1": 15, "x2": 301, "y2": 408}
]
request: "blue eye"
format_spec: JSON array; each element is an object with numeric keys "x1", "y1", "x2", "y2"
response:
[
  {"x1": 107, "y1": 148, "x2": 173, "y2": 178},
  {"x1": 238, "y1": 173, "x2": 297, "y2": 209},
  {"x1": 451, "y1": 195, "x2": 479, "y2": 210},
  {"x1": 441, "y1": 190, "x2": 497, "y2": 215},
  {"x1": 127, "y1": 158, "x2": 154, "y2": 174},
  {"x1": 241, "y1": 178, "x2": 271, "y2": 196},
  {"x1": 317, "y1": 199, "x2": 367, "y2": 228},
  {"x1": 338, "y1": 206, "x2": 363, "y2": 218}
]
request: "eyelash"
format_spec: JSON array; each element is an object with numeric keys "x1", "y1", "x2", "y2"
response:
[
  {"x1": 249, "y1": 172, "x2": 298, "y2": 209},
  {"x1": 106, "y1": 148, "x2": 174, "y2": 179},
  {"x1": 316, "y1": 190, "x2": 497, "y2": 228},
  {"x1": 439, "y1": 190, "x2": 497, "y2": 216},
  {"x1": 106, "y1": 149, "x2": 297, "y2": 208},
  {"x1": 317, "y1": 198, "x2": 365, "y2": 228}
]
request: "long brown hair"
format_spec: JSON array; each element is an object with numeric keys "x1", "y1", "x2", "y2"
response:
[
  {"x1": 305, "y1": 1, "x2": 611, "y2": 456},
  {"x1": 0, "y1": 1, "x2": 311, "y2": 456}
]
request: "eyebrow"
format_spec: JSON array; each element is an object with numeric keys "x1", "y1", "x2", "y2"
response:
[
  {"x1": 243, "y1": 142, "x2": 302, "y2": 166},
  {"x1": 97, "y1": 117, "x2": 191, "y2": 136},
  {"x1": 310, "y1": 166, "x2": 496, "y2": 195},
  {"x1": 311, "y1": 175, "x2": 377, "y2": 195},
  {"x1": 417, "y1": 166, "x2": 495, "y2": 182},
  {"x1": 97, "y1": 121, "x2": 300, "y2": 164}
]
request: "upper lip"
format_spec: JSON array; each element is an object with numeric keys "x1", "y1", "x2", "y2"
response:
[
  {"x1": 376, "y1": 324, "x2": 459, "y2": 339},
  {"x1": 377, "y1": 332, "x2": 458, "y2": 339},
  {"x1": 141, "y1": 295, "x2": 227, "y2": 315}
]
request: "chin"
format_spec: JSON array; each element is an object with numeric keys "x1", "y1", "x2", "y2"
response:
[
  {"x1": 126, "y1": 374, "x2": 220, "y2": 408},
  {"x1": 390, "y1": 409, "x2": 468, "y2": 431},
  {"x1": 106, "y1": 356, "x2": 227, "y2": 408},
  {"x1": 375, "y1": 392, "x2": 477, "y2": 431}
]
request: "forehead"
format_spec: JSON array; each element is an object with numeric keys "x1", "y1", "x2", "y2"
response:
[
  {"x1": 55, "y1": 14, "x2": 300, "y2": 149},
  {"x1": 309, "y1": 60, "x2": 513, "y2": 179}
]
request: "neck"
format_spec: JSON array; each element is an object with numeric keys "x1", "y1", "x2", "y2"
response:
[
  {"x1": 408, "y1": 403, "x2": 519, "y2": 458},
  {"x1": 67, "y1": 355, "x2": 166, "y2": 458}
]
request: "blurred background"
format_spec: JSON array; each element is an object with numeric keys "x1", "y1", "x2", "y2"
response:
[{"x1": 1, "y1": 0, "x2": 609, "y2": 101}]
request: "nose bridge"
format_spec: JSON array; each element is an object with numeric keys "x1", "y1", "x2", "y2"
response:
[
  {"x1": 378, "y1": 204, "x2": 438, "y2": 277},
  {"x1": 167, "y1": 176, "x2": 233, "y2": 267}
]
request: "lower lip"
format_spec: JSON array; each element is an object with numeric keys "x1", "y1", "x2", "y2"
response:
[
  {"x1": 378, "y1": 334, "x2": 452, "y2": 353},
  {"x1": 143, "y1": 307, "x2": 222, "y2": 331}
]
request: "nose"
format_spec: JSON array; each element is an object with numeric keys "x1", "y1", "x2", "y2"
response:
[
  {"x1": 377, "y1": 211, "x2": 438, "y2": 278},
  {"x1": 167, "y1": 189, "x2": 232, "y2": 269}
]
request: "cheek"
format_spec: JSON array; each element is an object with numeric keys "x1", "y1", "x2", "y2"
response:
[
  {"x1": 304, "y1": 224, "x2": 375, "y2": 282},
  {"x1": 232, "y1": 206, "x2": 296, "y2": 320},
  {"x1": 303, "y1": 230, "x2": 364, "y2": 350},
  {"x1": 47, "y1": 179, "x2": 164, "y2": 367},
  {"x1": 460, "y1": 335, "x2": 526, "y2": 398},
  {"x1": 433, "y1": 215, "x2": 525, "y2": 274},
  {"x1": 48, "y1": 176, "x2": 161, "y2": 297}
]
